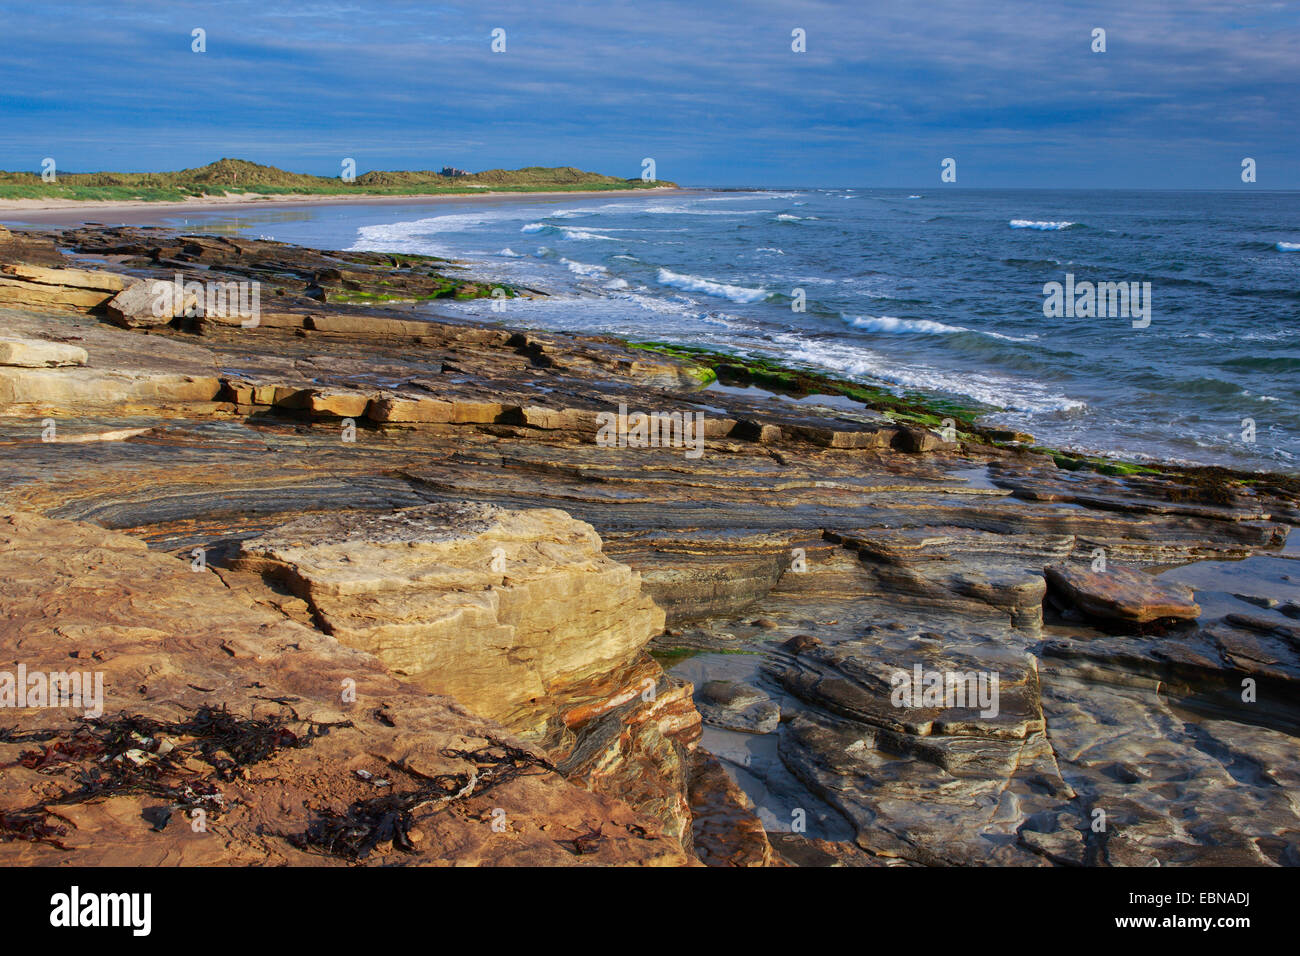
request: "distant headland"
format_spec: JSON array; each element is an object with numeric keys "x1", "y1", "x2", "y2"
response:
[{"x1": 0, "y1": 158, "x2": 679, "y2": 206}]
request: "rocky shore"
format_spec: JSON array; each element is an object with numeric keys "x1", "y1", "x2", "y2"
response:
[{"x1": 0, "y1": 221, "x2": 1297, "y2": 867}]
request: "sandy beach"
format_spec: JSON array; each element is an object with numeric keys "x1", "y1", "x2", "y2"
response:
[{"x1": 0, "y1": 185, "x2": 690, "y2": 226}]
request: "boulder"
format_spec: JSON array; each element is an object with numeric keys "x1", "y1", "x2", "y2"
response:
[
  {"x1": 233, "y1": 502, "x2": 666, "y2": 727},
  {"x1": 697, "y1": 679, "x2": 780, "y2": 734},
  {"x1": 105, "y1": 279, "x2": 196, "y2": 328}
]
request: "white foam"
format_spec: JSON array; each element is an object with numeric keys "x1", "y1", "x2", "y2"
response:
[
  {"x1": 560, "y1": 257, "x2": 607, "y2": 278},
  {"x1": 846, "y1": 315, "x2": 967, "y2": 335},
  {"x1": 642, "y1": 204, "x2": 771, "y2": 216},
  {"x1": 1277, "y1": 241, "x2": 1300, "y2": 252},
  {"x1": 656, "y1": 268, "x2": 768, "y2": 303},
  {"x1": 1009, "y1": 219, "x2": 1076, "y2": 230},
  {"x1": 559, "y1": 227, "x2": 619, "y2": 241},
  {"x1": 768, "y1": 334, "x2": 1084, "y2": 414},
  {"x1": 842, "y1": 313, "x2": 1037, "y2": 342},
  {"x1": 521, "y1": 222, "x2": 617, "y2": 241}
]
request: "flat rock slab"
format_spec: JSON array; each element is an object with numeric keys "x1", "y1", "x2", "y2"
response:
[
  {"x1": 1045, "y1": 563, "x2": 1200, "y2": 625},
  {"x1": 0, "y1": 263, "x2": 130, "y2": 292},
  {"x1": 0, "y1": 335, "x2": 88, "y2": 367}
]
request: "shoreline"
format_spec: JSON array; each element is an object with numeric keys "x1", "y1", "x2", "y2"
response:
[
  {"x1": 0, "y1": 222, "x2": 1296, "y2": 868},
  {"x1": 0, "y1": 184, "x2": 695, "y2": 226},
  {"x1": 8, "y1": 203, "x2": 1293, "y2": 478}
]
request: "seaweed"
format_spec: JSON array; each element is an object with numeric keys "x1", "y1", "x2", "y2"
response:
[
  {"x1": 291, "y1": 736, "x2": 554, "y2": 860},
  {"x1": 0, "y1": 705, "x2": 351, "y2": 850},
  {"x1": 0, "y1": 810, "x2": 70, "y2": 850}
]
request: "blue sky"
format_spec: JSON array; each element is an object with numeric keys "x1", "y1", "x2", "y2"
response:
[{"x1": 1, "y1": 0, "x2": 1296, "y2": 188}]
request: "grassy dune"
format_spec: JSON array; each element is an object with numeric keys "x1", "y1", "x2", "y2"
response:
[{"x1": 0, "y1": 158, "x2": 677, "y2": 201}]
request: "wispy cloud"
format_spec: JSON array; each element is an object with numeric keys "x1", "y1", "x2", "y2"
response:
[{"x1": 0, "y1": 0, "x2": 1295, "y2": 186}]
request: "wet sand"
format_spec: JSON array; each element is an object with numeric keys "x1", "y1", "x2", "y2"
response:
[{"x1": 0, "y1": 185, "x2": 693, "y2": 227}]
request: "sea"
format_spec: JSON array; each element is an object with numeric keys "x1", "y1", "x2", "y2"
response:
[{"x1": 171, "y1": 187, "x2": 1300, "y2": 473}]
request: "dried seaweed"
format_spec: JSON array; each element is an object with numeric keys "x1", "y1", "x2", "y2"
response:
[
  {"x1": 0, "y1": 810, "x2": 70, "y2": 850},
  {"x1": 0, "y1": 704, "x2": 351, "y2": 850},
  {"x1": 292, "y1": 737, "x2": 553, "y2": 860}
]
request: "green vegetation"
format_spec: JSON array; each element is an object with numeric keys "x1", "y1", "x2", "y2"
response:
[
  {"x1": 1036, "y1": 449, "x2": 1162, "y2": 477},
  {"x1": 629, "y1": 340, "x2": 985, "y2": 431},
  {"x1": 326, "y1": 280, "x2": 516, "y2": 305},
  {"x1": 0, "y1": 158, "x2": 678, "y2": 202},
  {"x1": 626, "y1": 340, "x2": 1300, "y2": 498}
]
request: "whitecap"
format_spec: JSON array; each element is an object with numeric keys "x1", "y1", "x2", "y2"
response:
[
  {"x1": 656, "y1": 268, "x2": 768, "y2": 303},
  {"x1": 558, "y1": 227, "x2": 619, "y2": 241},
  {"x1": 1010, "y1": 219, "x2": 1077, "y2": 230},
  {"x1": 844, "y1": 314, "x2": 1039, "y2": 343},
  {"x1": 846, "y1": 315, "x2": 968, "y2": 335},
  {"x1": 560, "y1": 257, "x2": 607, "y2": 278}
]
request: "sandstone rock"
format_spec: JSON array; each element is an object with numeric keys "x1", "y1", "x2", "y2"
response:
[
  {"x1": 1045, "y1": 563, "x2": 1200, "y2": 625},
  {"x1": 367, "y1": 395, "x2": 503, "y2": 424},
  {"x1": 0, "y1": 336, "x2": 87, "y2": 367},
  {"x1": 307, "y1": 390, "x2": 372, "y2": 418},
  {"x1": 522, "y1": 405, "x2": 599, "y2": 434},
  {"x1": 233, "y1": 502, "x2": 665, "y2": 728},
  {"x1": 556, "y1": 663, "x2": 701, "y2": 847},
  {"x1": 0, "y1": 263, "x2": 129, "y2": 293},
  {"x1": 687, "y1": 749, "x2": 774, "y2": 866},
  {"x1": 105, "y1": 279, "x2": 194, "y2": 328},
  {"x1": 0, "y1": 226, "x2": 64, "y2": 266},
  {"x1": 0, "y1": 276, "x2": 116, "y2": 312},
  {"x1": 0, "y1": 367, "x2": 221, "y2": 407},
  {"x1": 894, "y1": 426, "x2": 952, "y2": 453},
  {"x1": 305, "y1": 313, "x2": 436, "y2": 337},
  {"x1": 0, "y1": 510, "x2": 691, "y2": 867}
]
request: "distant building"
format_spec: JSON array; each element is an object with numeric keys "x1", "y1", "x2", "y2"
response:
[{"x1": 440, "y1": 167, "x2": 470, "y2": 178}]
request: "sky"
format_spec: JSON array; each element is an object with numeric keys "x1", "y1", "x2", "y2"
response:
[{"x1": 0, "y1": 0, "x2": 1296, "y2": 188}]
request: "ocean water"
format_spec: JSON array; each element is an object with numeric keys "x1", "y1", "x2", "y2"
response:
[{"x1": 182, "y1": 188, "x2": 1300, "y2": 472}]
